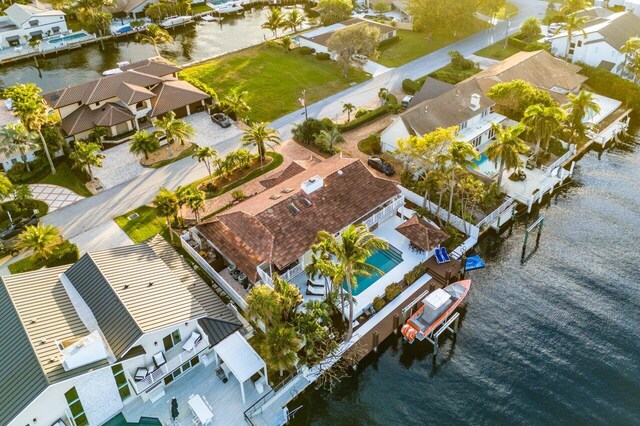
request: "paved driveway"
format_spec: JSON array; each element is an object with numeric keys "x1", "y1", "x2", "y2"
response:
[
  {"x1": 95, "y1": 141, "x2": 149, "y2": 189},
  {"x1": 183, "y1": 112, "x2": 243, "y2": 149},
  {"x1": 29, "y1": 184, "x2": 84, "y2": 211}
]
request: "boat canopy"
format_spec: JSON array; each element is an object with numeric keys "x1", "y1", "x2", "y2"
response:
[{"x1": 424, "y1": 289, "x2": 450, "y2": 309}]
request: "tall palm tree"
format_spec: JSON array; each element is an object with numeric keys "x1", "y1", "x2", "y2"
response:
[
  {"x1": 88, "y1": 126, "x2": 109, "y2": 149},
  {"x1": 285, "y1": 8, "x2": 304, "y2": 33},
  {"x1": 192, "y1": 146, "x2": 219, "y2": 185},
  {"x1": 446, "y1": 140, "x2": 478, "y2": 222},
  {"x1": 273, "y1": 274, "x2": 302, "y2": 323},
  {"x1": 305, "y1": 239, "x2": 337, "y2": 300},
  {"x1": 69, "y1": 141, "x2": 105, "y2": 181},
  {"x1": 262, "y1": 7, "x2": 285, "y2": 38},
  {"x1": 220, "y1": 89, "x2": 251, "y2": 121},
  {"x1": 312, "y1": 224, "x2": 389, "y2": 341},
  {"x1": 138, "y1": 24, "x2": 173, "y2": 56},
  {"x1": 522, "y1": 104, "x2": 566, "y2": 161},
  {"x1": 621, "y1": 37, "x2": 640, "y2": 76},
  {"x1": 0, "y1": 122, "x2": 39, "y2": 172},
  {"x1": 17, "y1": 224, "x2": 60, "y2": 259},
  {"x1": 152, "y1": 187, "x2": 178, "y2": 242},
  {"x1": 485, "y1": 123, "x2": 527, "y2": 187},
  {"x1": 342, "y1": 102, "x2": 355, "y2": 122},
  {"x1": 560, "y1": 0, "x2": 587, "y2": 14},
  {"x1": 246, "y1": 284, "x2": 282, "y2": 327},
  {"x1": 563, "y1": 90, "x2": 601, "y2": 145},
  {"x1": 241, "y1": 122, "x2": 281, "y2": 165},
  {"x1": 263, "y1": 323, "x2": 300, "y2": 376},
  {"x1": 181, "y1": 186, "x2": 206, "y2": 223},
  {"x1": 561, "y1": 13, "x2": 589, "y2": 59},
  {"x1": 153, "y1": 111, "x2": 195, "y2": 147},
  {"x1": 130, "y1": 130, "x2": 160, "y2": 160},
  {"x1": 314, "y1": 126, "x2": 344, "y2": 153},
  {"x1": 625, "y1": 51, "x2": 640, "y2": 83}
]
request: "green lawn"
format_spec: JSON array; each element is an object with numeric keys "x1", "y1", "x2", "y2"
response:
[
  {"x1": 192, "y1": 3, "x2": 213, "y2": 14},
  {"x1": 9, "y1": 241, "x2": 79, "y2": 274},
  {"x1": 39, "y1": 162, "x2": 93, "y2": 197},
  {"x1": 180, "y1": 45, "x2": 370, "y2": 122},
  {"x1": 377, "y1": 20, "x2": 491, "y2": 68},
  {"x1": 144, "y1": 145, "x2": 197, "y2": 169},
  {"x1": 430, "y1": 63, "x2": 481, "y2": 84},
  {"x1": 114, "y1": 205, "x2": 167, "y2": 244},
  {"x1": 475, "y1": 40, "x2": 522, "y2": 61}
]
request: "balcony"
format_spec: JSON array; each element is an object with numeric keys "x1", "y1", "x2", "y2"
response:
[
  {"x1": 363, "y1": 195, "x2": 404, "y2": 229},
  {"x1": 131, "y1": 333, "x2": 210, "y2": 394}
]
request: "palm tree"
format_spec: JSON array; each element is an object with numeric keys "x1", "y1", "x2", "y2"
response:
[
  {"x1": 621, "y1": 37, "x2": 640, "y2": 77},
  {"x1": 273, "y1": 274, "x2": 302, "y2": 322},
  {"x1": 192, "y1": 146, "x2": 219, "y2": 185},
  {"x1": 241, "y1": 122, "x2": 281, "y2": 165},
  {"x1": 378, "y1": 88, "x2": 390, "y2": 104},
  {"x1": 262, "y1": 7, "x2": 285, "y2": 38},
  {"x1": 560, "y1": 0, "x2": 588, "y2": 14},
  {"x1": 522, "y1": 104, "x2": 565, "y2": 161},
  {"x1": 153, "y1": 111, "x2": 195, "y2": 147},
  {"x1": 182, "y1": 187, "x2": 206, "y2": 223},
  {"x1": 285, "y1": 8, "x2": 304, "y2": 33},
  {"x1": 280, "y1": 35, "x2": 293, "y2": 52},
  {"x1": 220, "y1": 89, "x2": 251, "y2": 121},
  {"x1": 246, "y1": 284, "x2": 282, "y2": 327},
  {"x1": 445, "y1": 140, "x2": 478, "y2": 222},
  {"x1": 138, "y1": 24, "x2": 173, "y2": 56},
  {"x1": 130, "y1": 130, "x2": 160, "y2": 160},
  {"x1": 342, "y1": 102, "x2": 355, "y2": 122},
  {"x1": 17, "y1": 224, "x2": 60, "y2": 259},
  {"x1": 69, "y1": 141, "x2": 105, "y2": 181},
  {"x1": 561, "y1": 13, "x2": 589, "y2": 59},
  {"x1": 0, "y1": 122, "x2": 39, "y2": 172},
  {"x1": 485, "y1": 123, "x2": 527, "y2": 187},
  {"x1": 12, "y1": 184, "x2": 33, "y2": 207},
  {"x1": 314, "y1": 126, "x2": 344, "y2": 154},
  {"x1": 312, "y1": 224, "x2": 388, "y2": 341},
  {"x1": 88, "y1": 126, "x2": 109, "y2": 149},
  {"x1": 563, "y1": 90, "x2": 601, "y2": 145},
  {"x1": 263, "y1": 323, "x2": 300, "y2": 376},
  {"x1": 152, "y1": 187, "x2": 178, "y2": 242}
]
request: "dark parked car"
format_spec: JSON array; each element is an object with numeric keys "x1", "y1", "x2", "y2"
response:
[
  {"x1": 368, "y1": 156, "x2": 395, "y2": 176},
  {"x1": 0, "y1": 212, "x2": 39, "y2": 240},
  {"x1": 211, "y1": 112, "x2": 232, "y2": 128}
]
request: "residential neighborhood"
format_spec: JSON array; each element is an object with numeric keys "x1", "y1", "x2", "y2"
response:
[{"x1": 0, "y1": 0, "x2": 639, "y2": 425}]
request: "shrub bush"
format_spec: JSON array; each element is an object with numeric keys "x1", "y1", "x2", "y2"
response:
[
  {"x1": 315, "y1": 52, "x2": 331, "y2": 61},
  {"x1": 373, "y1": 296, "x2": 386, "y2": 312},
  {"x1": 404, "y1": 261, "x2": 429, "y2": 286},
  {"x1": 548, "y1": 138, "x2": 567, "y2": 157},
  {"x1": 339, "y1": 104, "x2": 390, "y2": 132},
  {"x1": 7, "y1": 158, "x2": 49, "y2": 184},
  {"x1": 579, "y1": 65, "x2": 640, "y2": 118},
  {"x1": 232, "y1": 189, "x2": 245, "y2": 201},
  {"x1": 8, "y1": 241, "x2": 79, "y2": 274},
  {"x1": 298, "y1": 46, "x2": 315, "y2": 55},
  {"x1": 379, "y1": 35, "x2": 400, "y2": 48},
  {"x1": 355, "y1": 108, "x2": 370, "y2": 119},
  {"x1": 358, "y1": 134, "x2": 382, "y2": 155},
  {"x1": 292, "y1": 118, "x2": 326, "y2": 144},
  {"x1": 402, "y1": 78, "x2": 422, "y2": 95},
  {"x1": 384, "y1": 283, "x2": 402, "y2": 302},
  {"x1": 321, "y1": 117, "x2": 335, "y2": 129}
]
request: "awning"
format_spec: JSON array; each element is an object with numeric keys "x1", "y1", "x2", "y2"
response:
[
  {"x1": 30, "y1": 30, "x2": 43, "y2": 36},
  {"x1": 214, "y1": 331, "x2": 267, "y2": 403},
  {"x1": 6, "y1": 35, "x2": 20, "y2": 41}
]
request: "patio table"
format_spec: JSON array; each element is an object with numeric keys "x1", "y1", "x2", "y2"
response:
[{"x1": 188, "y1": 394, "x2": 214, "y2": 424}]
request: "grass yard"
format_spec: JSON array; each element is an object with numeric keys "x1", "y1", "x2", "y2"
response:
[
  {"x1": 377, "y1": 20, "x2": 491, "y2": 68},
  {"x1": 430, "y1": 63, "x2": 481, "y2": 84},
  {"x1": 192, "y1": 3, "x2": 213, "y2": 14},
  {"x1": 114, "y1": 205, "x2": 167, "y2": 244},
  {"x1": 475, "y1": 40, "x2": 522, "y2": 61},
  {"x1": 180, "y1": 45, "x2": 369, "y2": 122},
  {"x1": 39, "y1": 162, "x2": 93, "y2": 197},
  {"x1": 9, "y1": 240, "x2": 79, "y2": 274},
  {"x1": 143, "y1": 145, "x2": 196, "y2": 169}
]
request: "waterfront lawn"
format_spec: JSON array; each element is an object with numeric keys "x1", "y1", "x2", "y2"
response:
[
  {"x1": 179, "y1": 45, "x2": 369, "y2": 122},
  {"x1": 192, "y1": 3, "x2": 213, "y2": 14},
  {"x1": 475, "y1": 40, "x2": 522, "y2": 61},
  {"x1": 114, "y1": 205, "x2": 166, "y2": 244},
  {"x1": 377, "y1": 20, "x2": 491, "y2": 68}
]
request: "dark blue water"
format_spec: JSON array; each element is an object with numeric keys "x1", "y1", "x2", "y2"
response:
[{"x1": 291, "y1": 132, "x2": 640, "y2": 425}]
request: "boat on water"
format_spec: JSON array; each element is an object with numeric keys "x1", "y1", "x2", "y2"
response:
[
  {"x1": 211, "y1": 2, "x2": 244, "y2": 14},
  {"x1": 200, "y1": 14, "x2": 221, "y2": 22},
  {"x1": 102, "y1": 61, "x2": 130, "y2": 76},
  {"x1": 401, "y1": 280, "x2": 471, "y2": 343},
  {"x1": 160, "y1": 15, "x2": 194, "y2": 28}
]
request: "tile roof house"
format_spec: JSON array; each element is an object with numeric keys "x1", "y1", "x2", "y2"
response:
[
  {"x1": 43, "y1": 56, "x2": 209, "y2": 142},
  {"x1": 298, "y1": 18, "x2": 397, "y2": 56},
  {"x1": 549, "y1": 11, "x2": 640, "y2": 79},
  {"x1": 0, "y1": 237, "x2": 244, "y2": 426},
  {"x1": 0, "y1": 4, "x2": 67, "y2": 49},
  {"x1": 194, "y1": 157, "x2": 404, "y2": 288},
  {"x1": 0, "y1": 99, "x2": 40, "y2": 171}
]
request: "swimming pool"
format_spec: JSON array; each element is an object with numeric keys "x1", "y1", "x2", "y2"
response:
[
  {"x1": 116, "y1": 25, "x2": 133, "y2": 33},
  {"x1": 344, "y1": 246, "x2": 403, "y2": 296},
  {"x1": 47, "y1": 32, "x2": 88, "y2": 44},
  {"x1": 471, "y1": 154, "x2": 500, "y2": 177}
]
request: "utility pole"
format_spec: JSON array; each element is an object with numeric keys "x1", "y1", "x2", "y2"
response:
[{"x1": 299, "y1": 89, "x2": 308, "y2": 121}]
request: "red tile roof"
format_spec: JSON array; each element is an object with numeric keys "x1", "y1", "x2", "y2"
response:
[{"x1": 395, "y1": 215, "x2": 449, "y2": 252}]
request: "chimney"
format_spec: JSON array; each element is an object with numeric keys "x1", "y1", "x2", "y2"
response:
[{"x1": 470, "y1": 93, "x2": 481, "y2": 112}]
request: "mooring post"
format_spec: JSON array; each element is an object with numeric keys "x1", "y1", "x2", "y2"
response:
[
  {"x1": 429, "y1": 282, "x2": 435, "y2": 293},
  {"x1": 393, "y1": 313, "x2": 399, "y2": 334},
  {"x1": 445, "y1": 268, "x2": 452, "y2": 283},
  {"x1": 453, "y1": 315, "x2": 460, "y2": 334},
  {"x1": 460, "y1": 256, "x2": 467, "y2": 279},
  {"x1": 535, "y1": 219, "x2": 544, "y2": 248},
  {"x1": 373, "y1": 331, "x2": 379, "y2": 353},
  {"x1": 521, "y1": 230, "x2": 529, "y2": 261},
  {"x1": 433, "y1": 335, "x2": 439, "y2": 356}
]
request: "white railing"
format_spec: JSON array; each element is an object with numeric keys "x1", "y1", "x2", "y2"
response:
[
  {"x1": 133, "y1": 334, "x2": 209, "y2": 394},
  {"x1": 180, "y1": 233, "x2": 248, "y2": 309},
  {"x1": 282, "y1": 262, "x2": 304, "y2": 282},
  {"x1": 542, "y1": 144, "x2": 576, "y2": 177},
  {"x1": 257, "y1": 264, "x2": 273, "y2": 286},
  {"x1": 476, "y1": 196, "x2": 516, "y2": 229},
  {"x1": 363, "y1": 195, "x2": 404, "y2": 229}
]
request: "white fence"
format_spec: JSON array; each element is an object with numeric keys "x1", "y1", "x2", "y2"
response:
[
  {"x1": 476, "y1": 196, "x2": 516, "y2": 230},
  {"x1": 541, "y1": 144, "x2": 576, "y2": 177},
  {"x1": 363, "y1": 195, "x2": 405, "y2": 229}
]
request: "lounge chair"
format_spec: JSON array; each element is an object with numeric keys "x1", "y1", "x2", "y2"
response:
[
  {"x1": 182, "y1": 332, "x2": 201, "y2": 352},
  {"x1": 306, "y1": 279, "x2": 324, "y2": 288},
  {"x1": 153, "y1": 352, "x2": 167, "y2": 369},
  {"x1": 306, "y1": 284, "x2": 325, "y2": 296},
  {"x1": 441, "y1": 247, "x2": 451, "y2": 263},
  {"x1": 434, "y1": 247, "x2": 445, "y2": 264},
  {"x1": 134, "y1": 367, "x2": 148, "y2": 381}
]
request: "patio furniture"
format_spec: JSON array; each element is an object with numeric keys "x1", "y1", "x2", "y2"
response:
[
  {"x1": 188, "y1": 394, "x2": 214, "y2": 425},
  {"x1": 435, "y1": 247, "x2": 446, "y2": 264},
  {"x1": 182, "y1": 331, "x2": 202, "y2": 352},
  {"x1": 134, "y1": 367, "x2": 149, "y2": 381},
  {"x1": 153, "y1": 352, "x2": 167, "y2": 368},
  {"x1": 216, "y1": 366, "x2": 228, "y2": 383},
  {"x1": 255, "y1": 379, "x2": 265, "y2": 394},
  {"x1": 441, "y1": 247, "x2": 451, "y2": 263},
  {"x1": 306, "y1": 284, "x2": 325, "y2": 296},
  {"x1": 306, "y1": 279, "x2": 324, "y2": 288}
]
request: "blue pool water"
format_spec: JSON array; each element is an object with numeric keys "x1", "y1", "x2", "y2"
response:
[
  {"x1": 47, "y1": 32, "x2": 88, "y2": 44},
  {"x1": 471, "y1": 153, "x2": 500, "y2": 177},
  {"x1": 344, "y1": 247, "x2": 403, "y2": 296},
  {"x1": 116, "y1": 25, "x2": 133, "y2": 33}
]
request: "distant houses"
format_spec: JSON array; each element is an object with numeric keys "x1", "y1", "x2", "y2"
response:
[
  {"x1": 594, "y1": 0, "x2": 640, "y2": 16},
  {"x1": 0, "y1": 99, "x2": 38, "y2": 171},
  {"x1": 0, "y1": 4, "x2": 67, "y2": 49}
]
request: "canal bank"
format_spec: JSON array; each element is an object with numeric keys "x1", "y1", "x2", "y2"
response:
[{"x1": 287, "y1": 129, "x2": 640, "y2": 425}]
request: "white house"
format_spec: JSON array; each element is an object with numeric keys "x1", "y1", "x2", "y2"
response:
[
  {"x1": 595, "y1": 0, "x2": 640, "y2": 16},
  {"x1": 0, "y1": 4, "x2": 67, "y2": 49},
  {"x1": 549, "y1": 11, "x2": 640, "y2": 78},
  {"x1": 0, "y1": 237, "x2": 255, "y2": 426},
  {"x1": 0, "y1": 99, "x2": 38, "y2": 171},
  {"x1": 381, "y1": 78, "x2": 508, "y2": 153}
]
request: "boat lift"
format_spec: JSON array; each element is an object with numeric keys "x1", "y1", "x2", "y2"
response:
[{"x1": 418, "y1": 312, "x2": 460, "y2": 355}]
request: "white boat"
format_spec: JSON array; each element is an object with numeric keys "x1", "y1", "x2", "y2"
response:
[
  {"x1": 200, "y1": 15, "x2": 220, "y2": 22},
  {"x1": 101, "y1": 61, "x2": 130, "y2": 76},
  {"x1": 212, "y1": 2, "x2": 244, "y2": 13},
  {"x1": 160, "y1": 15, "x2": 194, "y2": 28}
]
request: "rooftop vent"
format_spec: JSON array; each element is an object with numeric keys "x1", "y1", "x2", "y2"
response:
[
  {"x1": 282, "y1": 187, "x2": 294, "y2": 193},
  {"x1": 301, "y1": 175, "x2": 323, "y2": 195},
  {"x1": 287, "y1": 203, "x2": 301, "y2": 216},
  {"x1": 470, "y1": 93, "x2": 481, "y2": 112},
  {"x1": 127, "y1": 212, "x2": 139, "y2": 220},
  {"x1": 269, "y1": 194, "x2": 282, "y2": 200},
  {"x1": 148, "y1": 281, "x2": 154, "y2": 287},
  {"x1": 300, "y1": 197, "x2": 313, "y2": 208},
  {"x1": 337, "y1": 170, "x2": 344, "y2": 176}
]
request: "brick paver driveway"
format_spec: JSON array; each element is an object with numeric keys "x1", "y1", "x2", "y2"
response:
[{"x1": 29, "y1": 184, "x2": 85, "y2": 211}]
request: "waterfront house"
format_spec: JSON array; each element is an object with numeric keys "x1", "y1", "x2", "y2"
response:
[
  {"x1": 594, "y1": 0, "x2": 640, "y2": 17},
  {"x1": 109, "y1": 0, "x2": 156, "y2": 18},
  {"x1": 42, "y1": 57, "x2": 209, "y2": 142},
  {"x1": 185, "y1": 156, "x2": 449, "y2": 318},
  {"x1": 0, "y1": 236, "x2": 263, "y2": 426},
  {"x1": 0, "y1": 98, "x2": 39, "y2": 171},
  {"x1": 549, "y1": 11, "x2": 640, "y2": 79},
  {"x1": 0, "y1": 4, "x2": 67, "y2": 49}
]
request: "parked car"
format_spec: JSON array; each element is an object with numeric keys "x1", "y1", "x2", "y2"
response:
[
  {"x1": 0, "y1": 212, "x2": 39, "y2": 241},
  {"x1": 401, "y1": 95, "x2": 414, "y2": 108},
  {"x1": 211, "y1": 113, "x2": 232, "y2": 128},
  {"x1": 0, "y1": 238, "x2": 20, "y2": 257},
  {"x1": 368, "y1": 156, "x2": 395, "y2": 176}
]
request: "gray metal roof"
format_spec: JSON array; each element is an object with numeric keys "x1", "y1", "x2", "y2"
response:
[
  {"x1": 0, "y1": 278, "x2": 48, "y2": 426},
  {"x1": 198, "y1": 318, "x2": 242, "y2": 346},
  {"x1": 595, "y1": 12, "x2": 640, "y2": 50},
  {"x1": 409, "y1": 77, "x2": 454, "y2": 107}
]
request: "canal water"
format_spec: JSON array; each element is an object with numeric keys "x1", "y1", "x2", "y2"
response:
[
  {"x1": 289, "y1": 130, "x2": 640, "y2": 425},
  {"x1": 0, "y1": 6, "x2": 306, "y2": 92}
]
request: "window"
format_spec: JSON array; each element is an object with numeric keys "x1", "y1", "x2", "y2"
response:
[
  {"x1": 481, "y1": 108, "x2": 490, "y2": 118},
  {"x1": 459, "y1": 121, "x2": 467, "y2": 130},
  {"x1": 111, "y1": 364, "x2": 131, "y2": 401},
  {"x1": 577, "y1": 40, "x2": 582, "y2": 47},
  {"x1": 135, "y1": 101, "x2": 147, "y2": 110},
  {"x1": 470, "y1": 135, "x2": 482, "y2": 147},
  {"x1": 163, "y1": 329, "x2": 181, "y2": 351},
  {"x1": 65, "y1": 387, "x2": 88, "y2": 426}
]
